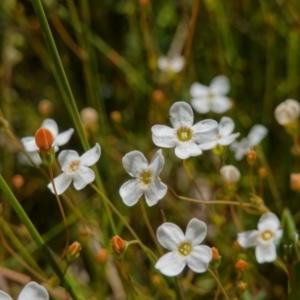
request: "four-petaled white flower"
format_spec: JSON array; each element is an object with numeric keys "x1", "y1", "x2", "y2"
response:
[
  {"x1": 220, "y1": 165, "x2": 241, "y2": 184},
  {"x1": 47, "y1": 143, "x2": 101, "y2": 195},
  {"x1": 230, "y1": 124, "x2": 268, "y2": 160},
  {"x1": 157, "y1": 55, "x2": 185, "y2": 73},
  {"x1": 155, "y1": 218, "x2": 212, "y2": 276},
  {"x1": 0, "y1": 281, "x2": 49, "y2": 300},
  {"x1": 190, "y1": 75, "x2": 232, "y2": 114},
  {"x1": 151, "y1": 102, "x2": 218, "y2": 159},
  {"x1": 21, "y1": 119, "x2": 74, "y2": 165},
  {"x1": 237, "y1": 212, "x2": 283, "y2": 263},
  {"x1": 274, "y1": 99, "x2": 300, "y2": 125},
  {"x1": 200, "y1": 117, "x2": 240, "y2": 150},
  {"x1": 119, "y1": 149, "x2": 167, "y2": 206}
]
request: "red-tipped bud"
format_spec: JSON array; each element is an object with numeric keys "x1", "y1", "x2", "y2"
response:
[
  {"x1": 111, "y1": 235, "x2": 126, "y2": 256},
  {"x1": 67, "y1": 241, "x2": 82, "y2": 262},
  {"x1": 35, "y1": 127, "x2": 54, "y2": 152}
]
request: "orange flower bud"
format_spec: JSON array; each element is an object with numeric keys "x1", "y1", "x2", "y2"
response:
[
  {"x1": 12, "y1": 174, "x2": 24, "y2": 188},
  {"x1": 258, "y1": 167, "x2": 267, "y2": 179},
  {"x1": 38, "y1": 99, "x2": 53, "y2": 116},
  {"x1": 238, "y1": 281, "x2": 247, "y2": 292},
  {"x1": 246, "y1": 150, "x2": 257, "y2": 164},
  {"x1": 290, "y1": 173, "x2": 300, "y2": 192},
  {"x1": 111, "y1": 235, "x2": 126, "y2": 255},
  {"x1": 35, "y1": 127, "x2": 54, "y2": 152},
  {"x1": 95, "y1": 249, "x2": 109, "y2": 263},
  {"x1": 211, "y1": 247, "x2": 221, "y2": 262},
  {"x1": 152, "y1": 89, "x2": 165, "y2": 103},
  {"x1": 68, "y1": 241, "x2": 82, "y2": 257},
  {"x1": 235, "y1": 259, "x2": 247, "y2": 272},
  {"x1": 110, "y1": 111, "x2": 122, "y2": 123}
]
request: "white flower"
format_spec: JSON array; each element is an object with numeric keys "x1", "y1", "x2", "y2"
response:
[
  {"x1": 237, "y1": 212, "x2": 283, "y2": 263},
  {"x1": 274, "y1": 99, "x2": 300, "y2": 125},
  {"x1": 200, "y1": 117, "x2": 240, "y2": 150},
  {"x1": 0, "y1": 281, "x2": 49, "y2": 300},
  {"x1": 47, "y1": 143, "x2": 101, "y2": 195},
  {"x1": 220, "y1": 165, "x2": 241, "y2": 184},
  {"x1": 230, "y1": 124, "x2": 268, "y2": 160},
  {"x1": 190, "y1": 75, "x2": 232, "y2": 114},
  {"x1": 157, "y1": 55, "x2": 185, "y2": 73},
  {"x1": 119, "y1": 149, "x2": 167, "y2": 206},
  {"x1": 155, "y1": 218, "x2": 212, "y2": 276},
  {"x1": 21, "y1": 119, "x2": 74, "y2": 165},
  {"x1": 151, "y1": 102, "x2": 218, "y2": 159}
]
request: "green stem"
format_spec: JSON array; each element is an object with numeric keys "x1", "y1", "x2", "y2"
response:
[
  {"x1": 208, "y1": 268, "x2": 230, "y2": 300},
  {"x1": 0, "y1": 174, "x2": 77, "y2": 299}
]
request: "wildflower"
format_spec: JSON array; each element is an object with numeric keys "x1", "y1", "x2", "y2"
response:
[
  {"x1": 0, "y1": 281, "x2": 49, "y2": 300},
  {"x1": 230, "y1": 125, "x2": 268, "y2": 160},
  {"x1": 200, "y1": 117, "x2": 239, "y2": 150},
  {"x1": 47, "y1": 143, "x2": 101, "y2": 195},
  {"x1": 220, "y1": 165, "x2": 241, "y2": 184},
  {"x1": 190, "y1": 75, "x2": 231, "y2": 114},
  {"x1": 237, "y1": 212, "x2": 283, "y2": 263},
  {"x1": 157, "y1": 55, "x2": 185, "y2": 73},
  {"x1": 155, "y1": 218, "x2": 212, "y2": 276},
  {"x1": 151, "y1": 102, "x2": 218, "y2": 159},
  {"x1": 119, "y1": 149, "x2": 167, "y2": 206},
  {"x1": 274, "y1": 99, "x2": 300, "y2": 125},
  {"x1": 21, "y1": 119, "x2": 74, "y2": 165}
]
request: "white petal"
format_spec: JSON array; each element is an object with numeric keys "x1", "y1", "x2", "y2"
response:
[
  {"x1": 191, "y1": 98, "x2": 210, "y2": 114},
  {"x1": 185, "y1": 218, "x2": 207, "y2": 245},
  {"x1": 58, "y1": 150, "x2": 79, "y2": 171},
  {"x1": 275, "y1": 229, "x2": 283, "y2": 244},
  {"x1": 248, "y1": 125, "x2": 268, "y2": 146},
  {"x1": 175, "y1": 142, "x2": 202, "y2": 159},
  {"x1": 18, "y1": 282, "x2": 49, "y2": 300},
  {"x1": 192, "y1": 120, "x2": 219, "y2": 144},
  {"x1": 122, "y1": 151, "x2": 148, "y2": 177},
  {"x1": 156, "y1": 222, "x2": 185, "y2": 251},
  {"x1": 210, "y1": 75, "x2": 230, "y2": 95},
  {"x1": 21, "y1": 137, "x2": 38, "y2": 152},
  {"x1": 47, "y1": 173, "x2": 72, "y2": 195},
  {"x1": 218, "y1": 133, "x2": 240, "y2": 146},
  {"x1": 151, "y1": 125, "x2": 177, "y2": 148},
  {"x1": 155, "y1": 251, "x2": 186, "y2": 276},
  {"x1": 149, "y1": 149, "x2": 165, "y2": 177},
  {"x1": 257, "y1": 212, "x2": 280, "y2": 232},
  {"x1": 237, "y1": 230, "x2": 259, "y2": 248},
  {"x1": 218, "y1": 117, "x2": 234, "y2": 136},
  {"x1": 190, "y1": 82, "x2": 209, "y2": 98},
  {"x1": 0, "y1": 291, "x2": 13, "y2": 300},
  {"x1": 18, "y1": 151, "x2": 42, "y2": 166},
  {"x1": 170, "y1": 56, "x2": 184, "y2": 73},
  {"x1": 157, "y1": 56, "x2": 168, "y2": 71},
  {"x1": 42, "y1": 119, "x2": 58, "y2": 137},
  {"x1": 80, "y1": 143, "x2": 101, "y2": 166},
  {"x1": 169, "y1": 102, "x2": 194, "y2": 129},
  {"x1": 119, "y1": 179, "x2": 143, "y2": 206},
  {"x1": 73, "y1": 167, "x2": 95, "y2": 190},
  {"x1": 255, "y1": 243, "x2": 277, "y2": 263},
  {"x1": 211, "y1": 96, "x2": 232, "y2": 113},
  {"x1": 230, "y1": 139, "x2": 251, "y2": 160},
  {"x1": 144, "y1": 179, "x2": 167, "y2": 206},
  {"x1": 186, "y1": 245, "x2": 212, "y2": 273},
  {"x1": 199, "y1": 141, "x2": 217, "y2": 150},
  {"x1": 54, "y1": 128, "x2": 74, "y2": 146}
]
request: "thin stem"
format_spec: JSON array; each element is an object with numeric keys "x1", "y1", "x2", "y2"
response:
[
  {"x1": 249, "y1": 164, "x2": 256, "y2": 194},
  {"x1": 0, "y1": 174, "x2": 77, "y2": 299},
  {"x1": 48, "y1": 167, "x2": 69, "y2": 260},
  {"x1": 119, "y1": 261, "x2": 139, "y2": 296},
  {"x1": 140, "y1": 200, "x2": 163, "y2": 256},
  {"x1": 208, "y1": 268, "x2": 230, "y2": 300}
]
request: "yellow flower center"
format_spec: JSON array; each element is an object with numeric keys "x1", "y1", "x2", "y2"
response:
[
  {"x1": 178, "y1": 242, "x2": 192, "y2": 256},
  {"x1": 207, "y1": 92, "x2": 215, "y2": 101},
  {"x1": 68, "y1": 160, "x2": 80, "y2": 172},
  {"x1": 177, "y1": 127, "x2": 192, "y2": 142},
  {"x1": 261, "y1": 230, "x2": 273, "y2": 241},
  {"x1": 139, "y1": 169, "x2": 152, "y2": 186}
]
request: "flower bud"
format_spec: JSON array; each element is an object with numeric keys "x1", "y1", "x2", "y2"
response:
[
  {"x1": 110, "y1": 111, "x2": 122, "y2": 123},
  {"x1": 35, "y1": 127, "x2": 54, "y2": 152},
  {"x1": 210, "y1": 247, "x2": 221, "y2": 268},
  {"x1": 80, "y1": 107, "x2": 99, "y2": 127},
  {"x1": 111, "y1": 235, "x2": 126, "y2": 258},
  {"x1": 95, "y1": 249, "x2": 109, "y2": 263},
  {"x1": 220, "y1": 165, "x2": 241, "y2": 184},
  {"x1": 38, "y1": 100, "x2": 53, "y2": 116},
  {"x1": 274, "y1": 99, "x2": 300, "y2": 125},
  {"x1": 238, "y1": 281, "x2": 247, "y2": 293},
  {"x1": 258, "y1": 167, "x2": 267, "y2": 179},
  {"x1": 67, "y1": 241, "x2": 82, "y2": 262},
  {"x1": 235, "y1": 259, "x2": 247, "y2": 272},
  {"x1": 246, "y1": 150, "x2": 257, "y2": 165},
  {"x1": 290, "y1": 173, "x2": 300, "y2": 192},
  {"x1": 12, "y1": 174, "x2": 24, "y2": 189},
  {"x1": 152, "y1": 90, "x2": 165, "y2": 103}
]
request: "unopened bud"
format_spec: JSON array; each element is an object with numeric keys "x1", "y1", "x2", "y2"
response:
[
  {"x1": 80, "y1": 107, "x2": 99, "y2": 127},
  {"x1": 38, "y1": 100, "x2": 53, "y2": 116},
  {"x1": 110, "y1": 111, "x2": 122, "y2": 123},
  {"x1": 246, "y1": 150, "x2": 257, "y2": 165},
  {"x1": 152, "y1": 275, "x2": 161, "y2": 286},
  {"x1": 258, "y1": 167, "x2": 267, "y2": 179},
  {"x1": 220, "y1": 165, "x2": 240, "y2": 184},
  {"x1": 12, "y1": 174, "x2": 24, "y2": 189},
  {"x1": 35, "y1": 127, "x2": 53, "y2": 152},
  {"x1": 290, "y1": 173, "x2": 300, "y2": 192},
  {"x1": 238, "y1": 281, "x2": 247, "y2": 292},
  {"x1": 111, "y1": 235, "x2": 126, "y2": 258},
  {"x1": 67, "y1": 241, "x2": 82, "y2": 262},
  {"x1": 210, "y1": 247, "x2": 221, "y2": 268},
  {"x1": 235, "y1": 259, "x2": 247, "y2": 272},
  {"x1": 95, "y1": 249, "x2": 109, "y2": 263},
  {"x1": 152, "y1": 90, "x2": 165, "y2": 103}
]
